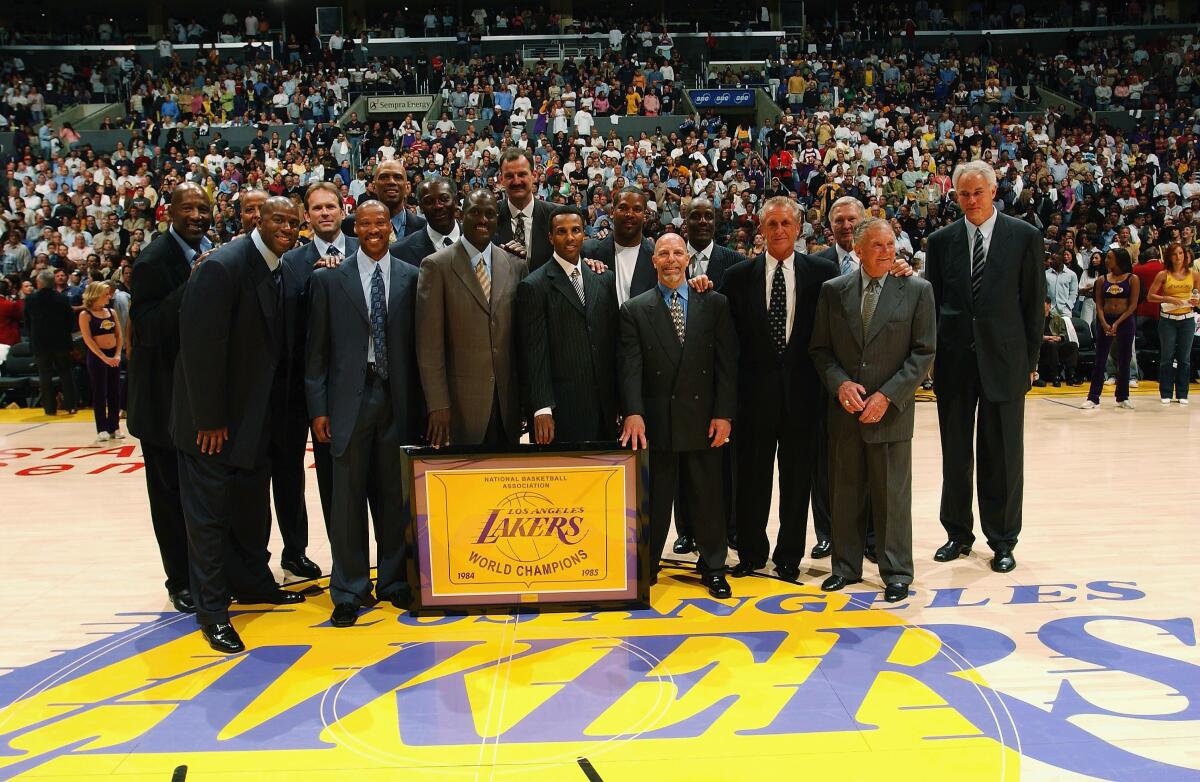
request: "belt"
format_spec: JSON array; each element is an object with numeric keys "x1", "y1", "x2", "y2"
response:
[{"x1": 1160, "y1": 312, "x2": 1195, "y2": 321}]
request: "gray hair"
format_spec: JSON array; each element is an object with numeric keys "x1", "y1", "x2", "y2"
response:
[
  {"x1": 827, "y1": 195, "x2": 866, "y2": 223},
  {"x1": 36, "y1": 270, "x2": 55, "y2": 289},
  {"x1": 757, "y1": 195, "x2": 803, "y2": 223},
  {"x1": 852, "y1": 216, "x2": 892, "y2": 247},
  {"x1": 951, "y1": 161, "x2": 997, "y2": 190}
]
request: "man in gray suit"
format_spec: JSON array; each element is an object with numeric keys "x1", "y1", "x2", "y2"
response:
[
  {"x1": 809, "y1": 217, "x2": 936, "y2": 603},
  {"x1": 305, "y1": 200, "x2": 424, "y2": 627},
  {"x1": 417, "y1": 189, "x2": 527, "y2": 447}
]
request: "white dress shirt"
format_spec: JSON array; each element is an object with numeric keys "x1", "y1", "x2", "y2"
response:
[
  {"x1": 509, "y1": 198, "x2": 535, "y2": 240},
  {"x1": 427, "y1": 222, "x2": 461, "y2": 249},
  {"x1": 614, "y1": 241, "x2": 641, "y2": 305},
  {"x1": 312, "y1": 232, "x2": 346, "y2": 257},
  {"x1": 357, "y1": 248, "x2": 390, "y2": 363},
  {"x1": 686, "y1": 241, "x2": 711, "y2": 277},
  {"x1": 249, "y1": 229, "x2": 279, "y2": 271},
  {"x1": 765, "y1": 252, "x2": 797, "y2": 341},
  {"x1": 967, "y1": 206, "x2": 998, "y2": 264}
]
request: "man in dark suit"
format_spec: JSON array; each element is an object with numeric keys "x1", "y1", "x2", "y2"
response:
[
  {"x1": 390, "y1": 176, "x2": 460, "y2": 267},
  {"x1": 494, "y1": 147, "x2": 560, "y2": 270},
  {"x1": 272, "y1": 181, "x2": 357, "y2": 579},
  {"x1": 417, "y1": 189, "x2": 526, "y2": 447},
  {"x1": 619, "y1": 233, "x2": 737, "y2": 598},
  {"x1": 128, "y1": 182, "x2": 212, "y2": 613},
  {"x1": 925, "y1": 161, "x2": 1046, "y2": 573},
  {"x1": 307, "y1": 200, "x2": 424, "y2": 627},
  {"x1": 342, "y1": 159, "x2": 427, "y2": 241},
  {"x1": 584, "y1": 187, "x2": 658, "y2": 305},
  {"x1": 810, "y1": 217, "x2": 936, "y2": 603},
  {"x1": 517, "y1": 207, "x2": 620, "y2": 444},
  {"x1": 723, "y1": 196, "x2": 839, "y2": 583},
  {"x1": 672, "y1": 196, "x2": 746, "y2": 554},
  {"x1": 24, "y1": 269, "x2": 79, "y2": 415},
  {"x1": 172, "y1": 197, "x2": 307, "y2": 654}
]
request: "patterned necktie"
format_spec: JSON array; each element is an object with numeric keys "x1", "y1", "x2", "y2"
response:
[
  {"x1": 370, "y1": 264, "x2": 389, "y2": 379},
  {"x1": 442, "y1": 236, "x2": 453, "y2": 248},
  {"x1": 670, "y1": 290, "x2": 685, "y2": 343},
  {"x1": 327, "y1": 244, "x2": 341, "y2": 258},
  {"x1": 570, "y1": 266, "x2": 585, "y2": 305},
  {"x1": 689, "y1": 253, "x2": 704, "y2": 279},
  {"x1": 840, "y1": 251, "x2": 854, "y2": 276},
  {"x1": 475, "y1": 256, "x2": 491, "y2": 302},
  {"x1": 862, "y1": 278, "x2": 881, "y2": 341},
  {"x1": 514, "y1": 213, "x2": 527, "y2": 247},
  {"x1": 768, "y1": 262, "x2": 787, "y2": 354},
  {"x1": 971, "y1": 227, "x2": 986, "y2": 303}
]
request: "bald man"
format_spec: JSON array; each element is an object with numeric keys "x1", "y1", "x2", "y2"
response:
[
  {"x1": 343, "y1": 159, "x2": 427, "y2": 241},
  {"x1": 238, "y1": 189, "x2": 268, "y2": 234},
  {"x1": 618, "y1": 233, "x2": 738, "y2": 597},
  {"x1": 173, "y1": 196, "x2": 307, "y2": 653}
]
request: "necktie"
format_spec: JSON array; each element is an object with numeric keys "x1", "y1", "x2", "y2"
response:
[
  {"x1": 971, "y1": 227, "x2": 986, "y2": 303},
  {"x1": 327, "y1": 244, "x2": 341, "y2": 258},
  {"x1": 862, "y1": 278, "x2": 881, "y2": 341},
  {"x1": 840, "y1": 251, "x2": 854, "y2": 276},
  {"x1": 272, "y1": 264, "x2": 284, "y2": 312},
  {"x1": 442, "y1": 236, "x2": 453, "y2": 248},
  {"x1": 768, "y1": 262, "x2": 787, "y2": 354},
  {"x1": 570, "y1": 266, "x2": 585, "y2": 305},
  {"x1": 370, "y1": 264, "x2": 389, "y2": 379},
  {"x1": 475, "y1": 256, "x2": 491, "y2": 302},
  {"x1": 670, "y1": 290, "x2": 685, "y2": 343},
  {"x1": 514, "y1": 213, "x2": 527, "y2": 246}
]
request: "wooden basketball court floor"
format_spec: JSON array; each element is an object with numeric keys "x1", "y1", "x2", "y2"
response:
[{"x1": 0, "y1": 385, "x2": 1198, "y2": 781}]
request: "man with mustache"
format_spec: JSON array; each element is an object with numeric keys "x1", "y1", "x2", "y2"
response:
[
  {"x1": 494, "y1": 147, "x2": 561, "y2": 270},
  {"x1": 172, "y1": 196, "x2": 308, "y2": 654}
]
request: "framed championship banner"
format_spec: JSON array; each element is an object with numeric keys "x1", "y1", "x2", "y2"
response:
[{"x1": 402, "y1": 445, "x2": 650, "y2": 612}]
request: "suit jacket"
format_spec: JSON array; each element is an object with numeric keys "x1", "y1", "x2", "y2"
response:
[
  {"x1": 342, "y1": 207, "x2": 426, "y2": 241},
  {"x1": 619, "y1": 287, "x2": 738, "y2": 452},
  {"x1": 495, "y1": 198, "x2": 560, "y2": 270},
  {"x1": 170, "y1": 235, "x2": 299, "y2": 470},
  {"x1": 390, "y1": 225, "x2": 455, "y2": 267},
  {"x1": 925, "y1": 211, "x2": 1046, "y2": 402},
  {"x1": 809, "y1": 273, "x2": 937, "y2": 444},
  {"x1": 516, "y1": 258, "x2": 620, "y2": 441},
  {"x1": 127, "y1": 231, "x2": 192, "y2": 446},
  {"x1": 693, "y1": 243, "x2": 746, "y2": 289},
  {"x1": 23, "y1": 288, "x2": 74, "y2": 354},
  {"x1": 280, "y1": 236, "x2": 359, "y2": 425},
  {"x1": 814, "y1": 244, "x2": 854, "y2": 276},
  {"x1": 305, "y1": 252, "x2": 424, "y2": 458},
  {"x1": 416, "y1": 240, "x2": 527, "y2": 445},
  {"x1": 721, "y1": 252, "x2": 839, "y2": 426},
  {"x1": 584, "y1": 234, "x2": 658, "y2": 301}
]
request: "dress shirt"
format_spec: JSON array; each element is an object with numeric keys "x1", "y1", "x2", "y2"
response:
[
  {"x1": 427, "y1": 222, "x2": 461, "y2": 249},
  {"x1": 390, "y1": 210, "x2": 410, "y2": 238},
  {"x1": 836, "y1": 243, "x2": 859, "y2": 276},
  {"x1": 461, "y1": 237, "x2": 493, "y2": 281},
  {"x1": 170, "y1": 225, "x2": 213, "y2": 265},
  {"x1": 357, "y1": 248, "x2": 390, "y2": 363},
  {"x1": 658, "y1": 281, "x2": 688, "y2": 321},
  {"x1": 686, "y1": 241, "x2": 711, "y2": 277},
  {"x1": 312, "y1": 232, "x2": 346, "y2": 257},
  {"x1": 966, "y1": 206, "x2": 998, "y2": 265},
  {"x1": 1045, "y1": 266, "x2": 1078, "y2": 316},
  {"x1": 509, "y1": 198, "x2": 535, "y2": 239},
  {"x1": 614, "y1": 241, "x2": 641, "y2": 305},
  {"x1": 249, "y1": 229, "x2": 280, "y2": 271},
  {"x1": 764, "y1": 252, "x2": 797, "y2": 341}
]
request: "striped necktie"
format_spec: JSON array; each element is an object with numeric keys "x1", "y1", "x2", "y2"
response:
[
  {"x1": 971, "y1": 227, "x2": 986, "y2": 303},
  {"x1": 570, "y1": 266, "x2": 585, "y2": 305},
  {"x1": 475, "y1": 257, "x2": 491, "y2": 302},
  {"x1": 862, "y1": 278, "x2": 880, "y2": 341}
]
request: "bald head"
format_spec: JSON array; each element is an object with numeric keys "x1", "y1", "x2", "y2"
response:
[
  {"x1": 168, "y1": 182, "x2": 212, "y2": 246},
  {"x1": 240, "y1": 189, "x2": 269, "y2": 233},
  {"x1": 653, "y1": 233, "x2": 688, "y2": 289}
]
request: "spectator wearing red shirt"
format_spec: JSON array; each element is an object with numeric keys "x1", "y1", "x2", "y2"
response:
[
  {"x1": 0, "y1": 280, "x2": 23, "y2": 345},
  {"x1": 1133, "y1": 253, "x2": 1164, "y2": 319},
  {"x1": 769, "y1": 148, "x2": 796, "y2": 193}
]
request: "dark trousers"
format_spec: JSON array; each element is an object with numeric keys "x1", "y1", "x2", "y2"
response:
[
  {"x1": 936, "y1": 358, "x2": 1026, "y2": 553},
  {"x1": 1158, "y1": 317, "x2": 1195, "y2": 400},
  {"x1": 35, "y1": 350, "x2": 78, "y2": 414},
  {"x1": 141, "y1": 442, "x2": 190, "y2": 594},
  {"x1": 85, "y1": 347, "x2": 120, "y2": 433},
  {"x1": 1089, "y1": 316, "x2": 1135, "y2": 403},
  {"x1": 672, "y1": 446, "x2": 735, "y2": 544},
  {"x1": 178, "y1": 452, "x2": 278, "y2": 625},
  {"x1": 482, "y1": 390, "x2": 512, "y2": 447},
  {"x1": 734, "y1": 408, "x2": 817, "y2": 569},
  {"x1": 329, "y1": 373, "x2": 409, "y2": 607},
  {"x1": 830, "y1": 433, "x2": 914, "y2": 585},
  {"x1": 1037, "y1": 339, "x2": 1078, "y2": 381},
  {"x1": 648, "y1": 447, "x2": 727, "y2": 576},
  {"x1": 269, "y1": 414, "x2": 315, "y2": 559}
]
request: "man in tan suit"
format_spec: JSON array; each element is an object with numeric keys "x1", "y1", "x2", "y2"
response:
[{"x1": 417, "y1": 188, "x2": 527, "y2": 447}]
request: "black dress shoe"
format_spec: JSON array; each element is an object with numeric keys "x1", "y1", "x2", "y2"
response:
[
  {"x1": 330, "y1": 603, "x2": 359, "y2": 628},
  {"x1": 864, "y1": 545, "x2": 877, "y2": 564},
  {"x1": 672, "y1": 536, "x2": 696, "y2": 554},
  {"x1": 390, "y1": 588, "x2": 414, "y2": 610},
  {"x1": 730, "y1": 561, "x2": 762, "y2": 577},
  {"x1": 201, "y1": 623, "x2": 245, "y2": 654},
  {"x1": 239, "y1": 589, "x2": 305, "y2": 605},
  {"x1": 821, "y1": 574, "x2": 861, "y2": 592},
  {"x1": 280, "y1": 554, "x2": 322, "y2": 579},
  {"x1": 933, "y1": 540, "x2": 972, "y2": 562},
  {"x1": 705, "y1": 573, "x2": 732, "y2": 599},
  {"x1": 810, "y1": 540, "x2": 832, "y2": 559},
  {"x1": 1033, "y1": 379, "x2": 1046, "y2": 387},
  {"x1": 884, "y1": 582, "x2": 909, "y2": 603},
  {"x1": 991, "y1": 551, "x2": 1016, "y2": 573},
  {"x1": 774, "y1": 563, "x2": 801, "y2": 582},
  {"x1": 169, "y1": 588, "x2": 196, "y2": 614}
]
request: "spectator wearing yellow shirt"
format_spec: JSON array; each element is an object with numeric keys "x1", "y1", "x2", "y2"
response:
[
  {"x1": 787, "y1": 70, "x2": 806, "y2": 110},
  {"x1": 626, "y1": 89, "x2": 643, "y2": 116}
]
